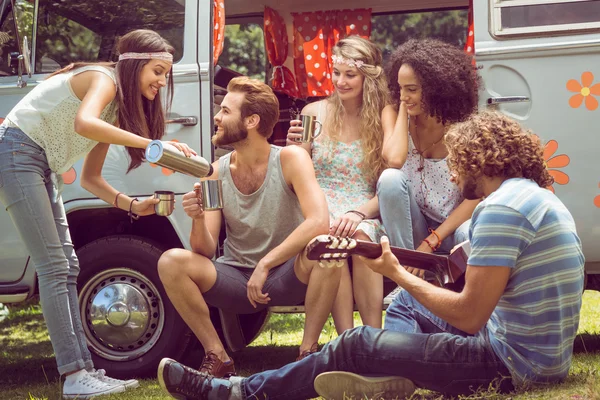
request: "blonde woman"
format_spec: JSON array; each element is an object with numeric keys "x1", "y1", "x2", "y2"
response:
[{"x1": 287, "y1": 36, "x2": 389, "y2": 333}]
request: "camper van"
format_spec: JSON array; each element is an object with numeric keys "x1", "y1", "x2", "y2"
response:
[{"x1": 0, "y1": 0, "x2": 598, "y2": 377}]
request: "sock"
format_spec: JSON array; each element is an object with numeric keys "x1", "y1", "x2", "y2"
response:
[{"x1": 228, "y1": 376, "x2": 243, "y2": 400}]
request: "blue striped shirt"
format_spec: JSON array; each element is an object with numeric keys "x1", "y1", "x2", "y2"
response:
[{"x1": 468, "y1": 178, "x2": 584, "y2": 386}]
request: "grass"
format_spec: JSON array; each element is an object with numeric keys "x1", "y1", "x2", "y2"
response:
[{"x1": 1, "y1": 291, "x2": 599, "y2": 400}]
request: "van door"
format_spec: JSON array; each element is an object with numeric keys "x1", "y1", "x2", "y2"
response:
[
  {"x1": 474, "y1": 0, "x2": 600, "y2": 274},
  {"x1": 0, "y1": 0, "x2": 34, "y2": 285}
]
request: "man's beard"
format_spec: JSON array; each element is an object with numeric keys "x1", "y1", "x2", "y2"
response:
[{"x1": 212, "y1": 120, "x2": 248, "y2": 146}]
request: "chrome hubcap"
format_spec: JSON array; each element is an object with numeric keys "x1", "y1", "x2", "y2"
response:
[{"x1": 79, "y1": 268, "x2": 165, "y2": 361}]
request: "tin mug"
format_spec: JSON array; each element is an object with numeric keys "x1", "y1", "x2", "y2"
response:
[
  {"x1": 201, "y1": 180, "x2": 224, "y2": 211},
  {"x1": 299, "y1": 114, "x2": 322, "y2": 143},
  {"x1": 154, "y1": 190, "x2": 175, "y2": 216}
]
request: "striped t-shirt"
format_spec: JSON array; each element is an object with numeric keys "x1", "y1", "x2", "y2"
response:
[{"x1": 468, "y1": 178, "x2": 584, "y2": 386}]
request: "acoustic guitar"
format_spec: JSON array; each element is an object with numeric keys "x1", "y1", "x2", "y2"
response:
[{"x1": 306, "y1": 235, "x2": 470, "y2": 288}]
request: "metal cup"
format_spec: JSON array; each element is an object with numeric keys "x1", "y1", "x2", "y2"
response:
[
  {"x1": 201, "y1": 180, "x2": 224, "y2": 211},
  {"x1": 299, "y1": 114, "x2": 322, "y2": 143},
  {"x1": 154, "y1": 190, "x2": 175, "y2": 216}
]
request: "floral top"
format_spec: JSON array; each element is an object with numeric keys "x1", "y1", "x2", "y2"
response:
[
  {"x1": 312, "y1": 137, "x2": 384, "y2": 242},
  {"x1": 402, "y1": 134, "x2": 463, "y2": 223}
]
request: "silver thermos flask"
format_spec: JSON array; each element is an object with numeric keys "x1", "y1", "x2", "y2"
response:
[{"x1": 145, "y1": 140, "x2": 214, "y2": 178}]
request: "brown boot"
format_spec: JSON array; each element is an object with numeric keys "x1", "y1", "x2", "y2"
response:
[
  {"x1": 296, "y1": 342, "x2": 319, "y2": 361},
  {"x1": 199, "y1": 351, "x2": 236, "y2": 378}
]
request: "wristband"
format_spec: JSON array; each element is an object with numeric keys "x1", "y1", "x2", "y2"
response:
[
  {"x1": 423, "y1": 238, "x2": 436, "y2": 251},
  {"x1": 113, "y1": 192, "x2": 123, "y2": 208},
  {"x1": 427, "y1": 228, "x2": 442, "y2": 251},
  {"x1": 128, "y1": 198, "x2": 140, "y2": 223},
  {"x1": 346, "y1": 210, "x2": 366, "y2": 220}
]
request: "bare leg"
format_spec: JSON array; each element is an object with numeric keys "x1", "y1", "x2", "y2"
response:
[
  {"x1": 158, "y1": 249, "x2": 230, "y2": 361},
  {"x1": 330, "y1": 263, "x2": 354, "y2": 334},
  {"x1": 294, "y1": 250, "x2": 342, "y2": 353},
  {"x1": 352, "y1": 230, "x2": 383, "y2": 329}
]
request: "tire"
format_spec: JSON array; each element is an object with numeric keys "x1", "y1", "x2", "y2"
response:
[{"x1": 77, "y1": 235, "x2": 193, "y2": 378}]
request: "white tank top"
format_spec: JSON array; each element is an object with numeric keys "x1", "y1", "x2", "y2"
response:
[{"x1": 4, "y1": 65, "x2": 118, "y2": 173}]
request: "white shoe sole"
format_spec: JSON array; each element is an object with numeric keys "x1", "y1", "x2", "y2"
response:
[
  {"x1": 63, "y1": 384, "x2": 126, "y2": 399},
  {"x1": 158, "y1": 358, "x2": 186, "y2": 400},
  {"x1": 314, "y1": 371, "x2": 415, "y2": 400}
]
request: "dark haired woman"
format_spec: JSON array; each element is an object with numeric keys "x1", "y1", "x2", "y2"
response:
[
  {"x1": 0, "y1": 29, "x2": 193, "y2": 399},
  {"x1": 377, "y1": 38, "x2": 480, "y2": 290}
]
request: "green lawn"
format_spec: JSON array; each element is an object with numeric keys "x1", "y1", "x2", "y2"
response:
[{"x1": 1, "y1": 291, "x2": 599, "y2": 400}]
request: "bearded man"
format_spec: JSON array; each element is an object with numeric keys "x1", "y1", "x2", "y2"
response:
[{"x1": 157, "y1": 77, "x2": 340, "y2": 378}]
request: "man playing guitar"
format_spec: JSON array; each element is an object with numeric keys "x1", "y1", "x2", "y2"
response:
[{"x1": 157, "y1": 111, "x2": 584, "y2": 400}]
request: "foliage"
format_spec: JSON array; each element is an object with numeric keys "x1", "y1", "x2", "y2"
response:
[{"x1": 219, "y1": 23, "x2": 266, "y2": 81}]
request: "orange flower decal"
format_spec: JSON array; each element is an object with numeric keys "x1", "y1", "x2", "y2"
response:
[
  {"x1": 61, "y1": 167, "x2": 77, "y2": 185},
  {"x1": 543, "y1": 140, "x2": 569, "y2": 193},
  {"x1": 567, "y1": 72, "x2": 600, "y2": 111}
]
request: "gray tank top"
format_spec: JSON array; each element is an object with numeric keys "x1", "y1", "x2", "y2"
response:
[{"x1": 216, "y1": 145, "x2": 305, "y2": 269}]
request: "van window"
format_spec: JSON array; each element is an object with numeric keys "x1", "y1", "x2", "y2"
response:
[
  {"x1": 491, "y1": 0, "x2": 600, "y2": 37},
  {"x1": 35, "y1": 0, "x2": 185, "y2": 73},
  {"x1": 371, "y1": 9, "x2": 469, "y2": 61},
  {"x1": 220, "y1": 22, "x2": 266, "y2": 81},
  {"x1": 0, "y1": 0, "x2": 32, "y2": 77}
]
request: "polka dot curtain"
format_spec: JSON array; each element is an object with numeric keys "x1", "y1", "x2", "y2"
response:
[
  {"x1": 213, "y1": 0, "x2": 225, "y2": 65},
  {"x1": 264, "y1": 7, "x2": 300, "y2": 97},
  {"x1": 292, "y1": 9, "x2": 372, "y2": 98},
  {"x1": 464, "y1": 0, "x2": 474, "y2": 57}
]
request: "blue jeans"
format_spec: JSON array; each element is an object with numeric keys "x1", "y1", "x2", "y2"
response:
[
  {"x1": 377, "y1": 168, "x2": 470, "y2": 252},
  {"x1": 0, "y1": 126, "x2": 93, "y2": 375},
  {"x1": 242, "y1": 291, "x2": 512, "y2": 399}
]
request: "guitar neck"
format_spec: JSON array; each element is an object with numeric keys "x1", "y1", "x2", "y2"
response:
[{"x1": 352, "y1": 240, "x2": 449, "y2": 270}]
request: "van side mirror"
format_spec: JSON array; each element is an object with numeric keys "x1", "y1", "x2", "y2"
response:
[
  {"x1": 22, "y1": 36, "x2": 31, "y2": 77},
  {"x1": 7, "y1": 36, "x2": 30, "y2": 88}
]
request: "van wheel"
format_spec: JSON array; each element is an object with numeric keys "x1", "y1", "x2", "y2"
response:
[{"x1": 77, "y1": 235, "x2": 192, "y2": 378}]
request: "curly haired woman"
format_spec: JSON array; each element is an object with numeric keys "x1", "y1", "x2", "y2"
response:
[
  {"x1": 377, "y1": 39, "x2": 480, "y2": 282},
  {"x1": 287, "y1": 36, "x2": 389, "y2": 333}
]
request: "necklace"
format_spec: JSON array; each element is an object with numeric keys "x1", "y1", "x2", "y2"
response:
[{"x1": 411, "y1": 120, "x2": 445, "y2": 172}]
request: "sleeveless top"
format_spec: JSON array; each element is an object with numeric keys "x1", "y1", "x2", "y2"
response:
[
  {"x1": 3, "y1": 65, "x2": 118, "y2": 173},
  {"x1": 312, "y1": 101, "x2": 384, "y2": 242},
  {"x1": 401, "y1": 120, "x2": 463, "y2": 223},
  {"x1": 216, "y1": 145, "x2": 305, "y2": 269}
]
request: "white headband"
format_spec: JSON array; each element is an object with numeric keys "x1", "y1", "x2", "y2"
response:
[{"x1": 118, "y1": 52, "x2": 173, "y2": 62}]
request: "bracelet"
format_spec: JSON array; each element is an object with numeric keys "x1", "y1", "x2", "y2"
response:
[
  {"x1": 128, "y1": 198, "x2": 140, "y2": 223},
  {"x1": 428, "y1": 228, "x2": 442, "y2": 251},
  {"x1": 113, "y1": 192, "x2": 123, "y2": 208},
  {"x1": 346, "y1": 210, "x2": 366, "y2": 220},
  {"x1": 423, "y1": 238, "x2": 436, "y2": 251}
]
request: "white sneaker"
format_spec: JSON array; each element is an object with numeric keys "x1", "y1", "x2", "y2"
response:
[
  {"x1": 89, "y1": 368, "x2": 140, "y2": 389},
  {"x1": 63, "y1": 369, "x2": 126, "y2": 399}
]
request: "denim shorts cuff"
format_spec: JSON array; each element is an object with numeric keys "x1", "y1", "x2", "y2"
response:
[
  {"x1": 58, "y1": 359, "x2": 87, "y2": 376},
  {"x1": 241, "y1": 378, "x2": 249, "y2": 399}
]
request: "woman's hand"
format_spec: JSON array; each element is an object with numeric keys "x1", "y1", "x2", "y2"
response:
[
  {"x1": 330, "y1": 212, "x2": 363, "y2": 237},
  {"x1": 182, "y1": 182, "x2": 204, "y2": 219},
  {"x1": 286, "y1": 119, "x2": 304, "y2": 146},
  {"x1": 131, "y1": 197, "x2": 160, "y2": 216},
  {"x1": 168, "y1": 141, "x2": 197, "y2": 157}
]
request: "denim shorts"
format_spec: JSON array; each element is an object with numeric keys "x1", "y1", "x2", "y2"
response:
[{"x1": 203, "y1": 257, "x2": 308, "y2": 314}]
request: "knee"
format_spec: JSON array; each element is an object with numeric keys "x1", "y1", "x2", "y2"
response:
[
  {"x1": 454, "y1": 219, "x2": 471, "y2": 244},
  {"x1": 157, "y1": 248, "x2": 192, "y2": 283},
  {"x1": 377, "y1": 168, "x2": 409, "y2": 199}
]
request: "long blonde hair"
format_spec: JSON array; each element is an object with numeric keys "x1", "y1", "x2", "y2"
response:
[{"x1": 325, "y1": 36, "x2": 390, "y2": 181}]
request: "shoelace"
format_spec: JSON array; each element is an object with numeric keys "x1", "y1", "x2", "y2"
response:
[
  {"x1": 200, "y1": 353, "x2": 217, "y2": 372},
  {"x1": 177, "y1": 365, "x2": 212, "y2": 399},
  {"x1": 78, "y1": 374, "x2": 109, "y2": 390}
]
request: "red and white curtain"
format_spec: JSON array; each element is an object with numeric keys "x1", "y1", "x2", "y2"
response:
[
  {"x1": 464, "y1": 0, "x2": 474, "y2": 56},
  {"x1": 213, "y1": 0, "x2": 225, "y2": 65},
  {"x1": 264, "y1": 7, "x2": 300, "y2": 97},
  {"x1": 292, "y1": 9, "x2": 371, "y2": 98}
]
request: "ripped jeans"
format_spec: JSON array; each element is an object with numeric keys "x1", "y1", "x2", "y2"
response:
[{"x1": 0, "y1": 125, "x2": 93, "y2": 375}]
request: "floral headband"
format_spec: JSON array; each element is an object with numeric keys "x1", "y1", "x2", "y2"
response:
[
  {"x1": 331, "y1": 54, "x2": 373, "y2": 69},
  {"x1": 118, "y1": 52, "x2": 173, "y2": 62}
]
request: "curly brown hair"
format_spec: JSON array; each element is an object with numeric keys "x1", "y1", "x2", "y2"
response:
[
  {"x1": 445, "y1": 110, "x2": 554, "y2": 188},
  {"x1": 386, "y1": 38, "x2": 479, "y2": 124}
]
